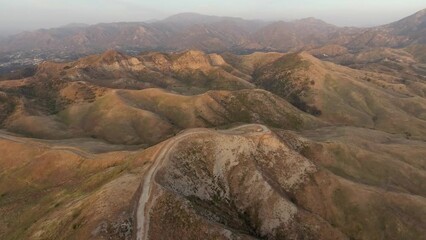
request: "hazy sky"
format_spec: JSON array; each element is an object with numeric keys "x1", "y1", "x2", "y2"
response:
[{"x1": 0, "y1": 0, "x2": 425, "y2": 35}]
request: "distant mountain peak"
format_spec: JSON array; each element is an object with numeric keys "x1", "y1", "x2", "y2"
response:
[
  {"x1": 392, "y1": 8, "x2": 426, "y2": 24},
  {"x1": 60, "y1": 23, "x2": 90, "y2": 29},
  {"x1": 0, "y1": 9, "x2": 425, "y2": 55},
  {"x1": 165, "y1": 12, "x2": 211, "y2": 19},
  {"x1": 165, "y1": 12, "x2": 215, "y2": 21},
  {"x1": 415, "y1": 8, "x2": 426, "y2": 16},
  {"x1": 102, "y1": 49, "x2": 123, "y2": 57},
  {"x1": 79, "y1": 49, "x2": 129, "y2": 66},
  {"x1": 297, "y1": 17, "x2": 324, "y2": 22},
  {"x1": 293, "y1": 17, "x2": 335, "y2": 26},
  {"x1": 386, "y1": 7, "x2": 426, "y2": 39},
  {"x1": 163, "y1": 12, "x2": 243, "y2": 26}
]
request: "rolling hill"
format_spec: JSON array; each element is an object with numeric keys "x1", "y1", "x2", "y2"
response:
[
  {"x1": 1, "y1": 9, "x2": 426, "y2": 239},
  {"x1": 1, "y1": 124, "x2": 425, "y2": 239}
]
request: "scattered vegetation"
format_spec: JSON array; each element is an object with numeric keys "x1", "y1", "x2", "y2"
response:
[{"x1": 253, "y1": 53, "x2": 322, "y2": 115}]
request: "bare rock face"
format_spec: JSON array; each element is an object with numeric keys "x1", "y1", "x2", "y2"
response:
[
  {"x1": 134, "y1": 125, "x2": 426, "y2": 240},
  {"x1": 1, "y1": 124, "x2": 425, "y2": 239},
  {"x1": 171, "y1": 50, "x2": 212, "y2": 71},
  {"x1": 138, "y1": 125, "x2": 338, "y2": 239},
  {"x1": 209, "y1": 53, "x2": 227, "y2": 66}
]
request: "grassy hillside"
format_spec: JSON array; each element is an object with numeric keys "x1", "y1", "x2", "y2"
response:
[
  {"x1": 2, "y1": 124, "x2": 425, "y2": 239},
  {"x1": 251, "y1": 52, "x2": 426, "y2": 140}
]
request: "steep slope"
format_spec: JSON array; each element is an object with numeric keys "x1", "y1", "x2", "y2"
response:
[
  {"x1": 1, "y1": 124, "x2": 425, "y2": 240},
  {"x1": 302, "y1": 9, "x2": 426, "y2": 74},
  {"x1": 2, "y1": 49, "x2": 426, "y2": 143},
  {"x1": 0, "y1": 91, "x2": 15, "y2": 124},
  {"x1": 406, "y1": 44, "x2": 426, "y2": 63},
  {"x1": 0, "y1": 66, "x2": 323, "y2": 145},
  {"x1": 221, "y1": 51, "x2": 284, "y2": 75},
  {"x1": 1, "y1": 9, "x2": 424, "y2": 59},
  {"x1": 0, "y1": 131, "x2": 150, "y2": 240},
  {"x1": 277, "y1": 127, "x2": 426, "y2": 197},
  {"x1": 160, "y1": 13, "x2": 266, "y2": 31},
  {"x1": 308, "y1": 44, "x2": 426, "y2": 82},
  {"x1": 252, "y1": 18, "x2": 341, "y2": 51},
  {"x1": 134, "y1": 125, "x2": 426, "y2": 239},
  {"x1": 33, "y1": 49, "x2": 254, "y2": 93},
  {"x1": 1, "y1": 49, "x2": 426, "y2": 239},
  {"x1": 54, "y1": 88, "x2": 323, "y2": 144},
  {"x1": 385, "y1": 8, "x2": 426, "y2": 44},
  {"x1": 252, "y1": 52, "x2": 426, "y2": 139},
  {"x1": 137, "y1": 50, "x2": 254, "y2": 92},
  {"x1": 159, "y1": 16, "x2": 265, "y2": 52},
  {"x1": 0, "y1": 50, "x2": 331, "y2": 145},
  {"x1": 253, "y1": 53, "x2": 321, "y2": 115},
  {"x1": 0, "y1": 22, "x2": 165, "y2": 53},
  {"x1": 330, "y1": 9, "x2": 426, "y2": 50}
]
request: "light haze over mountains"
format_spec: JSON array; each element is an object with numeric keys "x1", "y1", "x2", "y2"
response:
[
  {"x1": 1, "y1": 3, "x2": 426, "y2": 240},
  {"x1": 0, "y1": 0, "x2": 425, "y2": 35}
]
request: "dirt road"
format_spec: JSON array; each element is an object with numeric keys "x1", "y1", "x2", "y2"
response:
[
  {"x1": 135, "y1": 124, "x2": 270, "y2": 240},
  {"x1": 0, "y1": 130, "x2": 93, "y2": 158}
]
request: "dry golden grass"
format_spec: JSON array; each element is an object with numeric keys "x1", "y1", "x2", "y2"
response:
[{"x1": 1, "y1": 49, "x2": 426, "y2": 239}]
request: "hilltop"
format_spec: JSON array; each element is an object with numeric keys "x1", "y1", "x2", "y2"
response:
[
  {"x1": 1, "y1": 49, "x2": 426, "y2": 147},
  {"x1": 0, "y1": 30, "x2": 426, "y2": 239},
  {"x1": 1, "y1": 124, "x2": 425, "y2": 239}
]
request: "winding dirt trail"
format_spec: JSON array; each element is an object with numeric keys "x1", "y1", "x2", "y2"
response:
[
  {"x1": 0, "y1": 130, "x2": 26, "y2": 143},
  {"x1": 0, "y1": 131, "x2": 93, "y2": 158},
  {"x1": 135, "y1": 124, "x2": 270, "y2": 240}
]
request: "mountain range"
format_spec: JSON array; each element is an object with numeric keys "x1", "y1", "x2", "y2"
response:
[
  {"x1": 1, "y1": 9, "x2": 425, "y2": 55},
  {"x1": 1, "y1": 46, "x2": 426, "y2": 239},
  {"x1": 0, "y1": 8, "x2": 426, "y2": 240}
]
